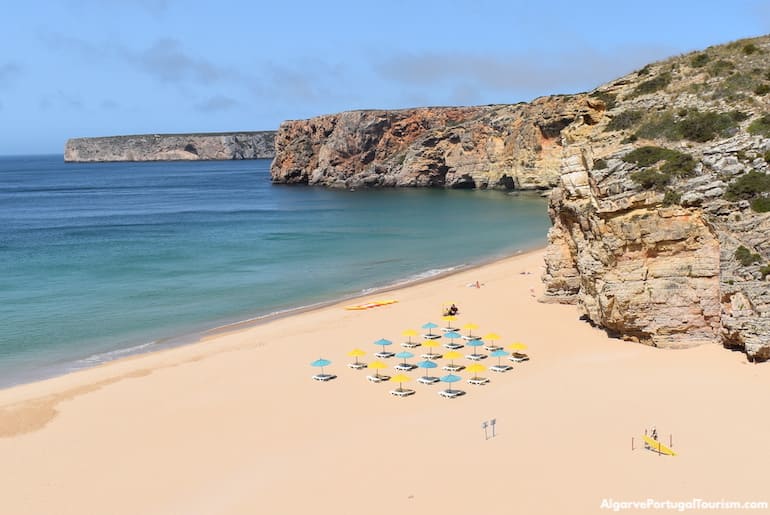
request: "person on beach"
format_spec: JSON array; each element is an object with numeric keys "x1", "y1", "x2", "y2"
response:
[{"x1": 445, "y1": 304, "x2": 459, "y2": 316}]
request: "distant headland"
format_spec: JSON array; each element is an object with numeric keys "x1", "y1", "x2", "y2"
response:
[{"x1": 64, "y1": 131, "x2": 275, "y2": 162}]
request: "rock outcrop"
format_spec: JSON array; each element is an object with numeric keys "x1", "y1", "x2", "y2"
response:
[
  {"x1": 64, "y1": 131, "x2": 275, "y2": 162},
  {"x1": 271, "y1": 98, "x2": 602, "y2": 190},
  {"x1": 271, "y1": 35, "x2": 770, "y2": 360}
]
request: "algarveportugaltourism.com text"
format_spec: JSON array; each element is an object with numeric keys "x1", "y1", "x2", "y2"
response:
[{"x1": 600, "y1": 498, "x2": 769, "y2": 512}]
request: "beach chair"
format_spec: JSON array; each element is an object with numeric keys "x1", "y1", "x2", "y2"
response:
[
  {"x1": 438, "y1": 389, "x2": 466, "y2": 399},
  {"x1": 374, "y1": 351, "x2": 395, "y2": 359},
  {"x1": 490, "y1": 364, "x2": 513, "y2": 373},
  {"x1": 417, "y1": 376, "x2": 440, "y2": 385},
  {"x1": 422, "y1": 333, "x2": 442, "y2": 340},
  {"x1": 312, "y1": 374, "x2": 337, "y2": 382},
  {"x1": 394, "y1": 363, "x2": 418, "y2": 372},
  {"x1": 483, "y1": 344, "x2": 502, "y2": 352},
  {"x1": 366, "y1": 374, "x2": 391, "y2": 383},
  {"x1": 389, "y1": 388, "x2": 416, "y2": 397},
  {"x1": 347, "y1": 362, "x2": 368, "y2": 370},
  {"x1": 461, "y1": 335, "x2": 482, "y2": 341},
  {"x1": 420, "y1": 352, "x2": 443, "y2": 360},
  {"x1": 509, "y1": 352, "x2": 530, "y2": 363},
  {"x1": 442, "y1": 364, "x2": 465, "y2": 372},
  {"x1": 467, "y1": 377, "x2": 490, "y2": 385},
  {"x1": 466, "y1": 353, "x2": 487, "y2": 361},
  {"x1": 443, "y1": 342, "x2": 464, "y2": 350},
  {"x1": 401, "y1": 341, "x2": 421, "y2": 348}
]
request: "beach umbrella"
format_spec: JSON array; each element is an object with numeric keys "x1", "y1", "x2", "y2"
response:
[
  {"x1": 440, "y1": 373, "x2": 462, "y2": 393},
  {"x1": 484, "y1": 332, "x2": 501, "y2": 342},
  {"x1": 443, "y1": 350, "x2": 462, "y2": 367},
  {"x1": 462, "y1": 322, "x2": 479, "y2": 338},
  {"x1": 444, "y1": 331, "x2": 462, "y2": 347},
  {"x1": 422, "y1": 322, "x2": 439, "y2": 338},
  {"x1": 368, "y1": 360, "x2": 389, "y2": 379},
  {"x1": 374, "y1": 338, "x2": 393, "y2": 353},
  {"x1": 417, "y1": 359, "x2": 438, "y2": 378},
  {"x1": 442, "y1": 315, "x2": 458, "y2": 330},
  {"x1": 311, "y1": 358, "x2": 331, "y2": 376},
  {"x1": 390, "y1": 373, "x2": 412, "y2": 393},
  {"x1": 421, "y1": 339, "x2": 442, "y2": 359},
  {"x1": 347, "y1": 348, "x2": 366, "y2": 365},
  {"x1": 402, "y1": 329, "x2": 418, "y2": 344},
  {"x1": 395, "y1": 350, "x2": 415, "y2": 366},
  {"x1": 508, "y1": 342, "x2": 528, "y2": 351},
  {"x1": 490, "y1": 349, "x2": 510, "y2": 366},
  {"x1": 466, "y1": 338, "x2": 486, "y2": 358},
  {"x1": 466, "y1": 363, "x2": 487, "y2": 380}
]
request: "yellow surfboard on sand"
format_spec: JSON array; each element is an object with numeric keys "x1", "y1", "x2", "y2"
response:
[
  {"x1": 344, "y1": 299, "x2": 398, "y2": 311},
  {"x1": 642, "y1": 435, "x2": 677, "y2": 456}
]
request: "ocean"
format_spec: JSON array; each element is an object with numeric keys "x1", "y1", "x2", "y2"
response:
[{"x1": 0, "y1": 155, "x2": 551, "y2": 387}]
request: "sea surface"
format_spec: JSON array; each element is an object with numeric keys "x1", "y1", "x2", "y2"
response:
[{"x1": 0, "y1": 155, "x2": 551, "y2": 387}]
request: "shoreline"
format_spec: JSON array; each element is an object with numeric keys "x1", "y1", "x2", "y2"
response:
[
  {"x1": 0, "y1": 243, "x2": 545, "y2": 392},
  {"x1": 1, "y1": 248, "x2": 767, "y2": 514}
]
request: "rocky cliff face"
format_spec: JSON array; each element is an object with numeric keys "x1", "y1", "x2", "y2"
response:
[
  {"x1": 543, "y1": 36, "x2": 770, "y2": 360},
  {"x1": 271, "y1": 98, "x2": 603, "y2": 190},
  {"x1": 64, "y1": 131, "x2": 275, "y2": 162},
  {"x1": 270, "y1": 35, "x2": 770, "y2": 361}
]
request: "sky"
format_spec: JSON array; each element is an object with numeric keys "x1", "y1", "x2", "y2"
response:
[{"x1": 1, "y1": 0, "x2": 769, "y2": 155}]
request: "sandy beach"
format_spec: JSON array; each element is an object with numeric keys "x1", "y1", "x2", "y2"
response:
[{"x1": 1, "y1": 249, "x2": 768, "y2": 514}]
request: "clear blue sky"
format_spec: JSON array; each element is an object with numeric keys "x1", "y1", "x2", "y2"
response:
[{"x1": 1, "y1": 0, "x2": 768, "y2": 155}]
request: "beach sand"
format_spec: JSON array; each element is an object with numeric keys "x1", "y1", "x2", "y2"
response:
[{"x1": 1, "y1": 249, "x2": 768, "y2": 514}]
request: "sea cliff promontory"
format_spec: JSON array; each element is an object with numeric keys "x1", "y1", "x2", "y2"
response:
[
  {"x1": 64, "y1": 131, "x2": 275, "y2": 162},
  {"x1": 270, "y1": 35, "x2": 770, "y2": 361}
]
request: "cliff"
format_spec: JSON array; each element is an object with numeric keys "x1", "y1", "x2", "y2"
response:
[
  {"x1": 271, "y1": 99, "x2": 602, "y2": 189},
  {"x1": 64, "y1": 131, "x2": 275, "y2": 162},
  {"x1": 270, "y1": 35, "x2": 770, "y2": 361}
]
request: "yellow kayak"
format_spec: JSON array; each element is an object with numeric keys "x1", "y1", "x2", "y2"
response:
[
  {"x1": 642, "y1": 435, "x2": 677, "y2": 456},
  {"x1": 345, "y1": 299, "x2": 398, "y2": 311}
]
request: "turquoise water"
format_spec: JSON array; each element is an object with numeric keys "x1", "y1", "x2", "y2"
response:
[{"x1": 0, "y1": 155, "x2": 551, "y2": 386}]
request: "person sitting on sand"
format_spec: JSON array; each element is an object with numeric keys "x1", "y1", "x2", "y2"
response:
[{"x1": 448, "y1": 304, "x2": 459, "y2": 316}]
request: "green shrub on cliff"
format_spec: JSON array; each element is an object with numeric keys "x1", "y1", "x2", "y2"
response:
[
  {"x1": 690, "y1": 52, "x2": 710, "y2": 68},
  {"x1": 635, "y1": 109, "x2": 745, "y2": 142},
  {"x1": 708, "y1": 59, "x2": 735, "y2": 77},
  {"x1": 751, "y1": 197, "x2": 770, "y2": 212},
  {"x1": 760, "y1": 264, "x2": 770, "y2": 279},
  {"x1": 735, "y1": 246, "x2": 761, "y2": 266},
  {"x1": 623, "y1": 146, "x2": 695, "y2": 176},
  {"x1": 748, "y1": 114, "x2": 770, "y2": 137},
  {"x1": 593, "y1": 158, "x2": 608, "y2": 170},
  {"x1": 725, "y1": 170, "x2": 770, "y2": 200},
  {"x1": 590, "y1": 90, "x2": 617, "y2": 110},
  {"x1": 628, "y1": 72, "x2": 672, "y2": 98},
  {"x1": 631, "y1": 169, "x2": 671, "y2": 190},
  {"x1": 662, "y1": 189, "x2": 682, "y2": 206},
  {"x1": 604, "y1": 109, "x2": 644, "y2": 132}
]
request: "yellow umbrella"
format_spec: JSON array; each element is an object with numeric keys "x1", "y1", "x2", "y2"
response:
[
  {"x1": 462, "y1": 322, "x2": 479, "y2": 338},
  {"x1": 347, "y1": 348, "x2": 366, "y2": 365},
  {"x1": 368, "y1": 360, "x2": 389, "y2": 379},
  {"x1": 402, "y1": 329, "x2": 418, "y2": 345},
  {"x1": 421, "y1": 339, "x2": 442, "y2": 359},
  {"x1": 444, "y1": 350, "x2": 462, "y2": 367},
  {"x1": 508, "y1": 342, "x2": 528, "y2": 351},
  {"x1": 484, "y1": 332, "x2": 501, "y2": 341},
  {"x1": 466, "y1": 363, "x2": 487, "y2": 380},
  {"x1": 390, "y1": 373, "x2": 412, "y2": 392},
  {"x1": 442, "y1": 315, "x2": 457, "y2": 327}
]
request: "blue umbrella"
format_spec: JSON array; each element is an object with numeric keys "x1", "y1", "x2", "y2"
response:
[
  {"x1": 422, "y1": 322, "x2": 439, "y2": 337},
  {"x1": 417, "y1": 359, "x2": 438, "y2": 377},
  {"x1": 466, "y1": 339, "x2": 485, "y2": 358},
  {"x1": 490, "y1": 349, "x2": 510, "y2": 366},
  {"x1": 311, "y1": 358, "x2": 331, "y2": 376},
  {"x1": 395, "y1": 350, "x2": 415, "y2": 365},
  {"x1": 374, "y1": 338, "x2": 393, "y2": 354},
  {"x1": 440, "y1": 373, "x2": 462, "y2": 393},
  {"x1": 444, "y1": 331, "x2": 462, "y2": 341}
]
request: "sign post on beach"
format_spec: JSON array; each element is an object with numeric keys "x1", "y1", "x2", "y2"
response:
[
  {"x1": 482, "y1": 421, "x2": 489, "y2": 440},
  {"x1": 490, "y1": 418, "x2": 496, "y2": 438}
]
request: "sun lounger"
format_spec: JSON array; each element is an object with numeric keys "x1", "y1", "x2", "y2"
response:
[
  {"x1": 401, "y1": 342, "x2": 421, "y2": 348},
  {"x1": 509, "y1": 352, "x2": 530, "y2": 363},
  {"x1": 438, "y1": 389, "x2": 466, "y2": 399},
  {"x1": 374, "y1": 351, "x2": 395, "y2": 359},
  {"x1": 389, "y1": 388, "x2": 416, "y2": 397},
  {"x1": 466, "y1": 353, "x2": 487, "y2": 361},
  {"x1": 422, "y1": 333, "x2": 442, "y2": 340},
  {"x1": 367, "y1": 374, "x2": 391, "y2": 383},
  {"x1": 312, "y1": 374, "x2": 337, "y2": 382},
  {"x1": 417, "y1": 376, "x2": 440, "y2": 385},
  {"x1": 461, "y1": 335, "x2": 482, "y2": 341},
  {"x1": 347, "y1": 362, "x2": 368, "y2": 370},
  {"x1": 483, "y1": 345, "x2": 502, "y2": 352},
  {"x1": 394, "y1": 363, "x2": 418, "y2": 371},
  {"x1": 467, "y1": 377, "x2": 490, "y2": 385},
  {"x1": 442, "y1": 326, "x2": 458, "y2": 332},
  {"x1": 490, "y1": 364, "x2": 513, "y2": 373},
  {"x1": 442, "y1": 364, "x2": 465, "y2": 372},
  {"x1": 443, "y1": 342, "x2": 464, "y2": 350},
  {"x1": 420, "y1": 352, "x2": 443, "y2": 360}
]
